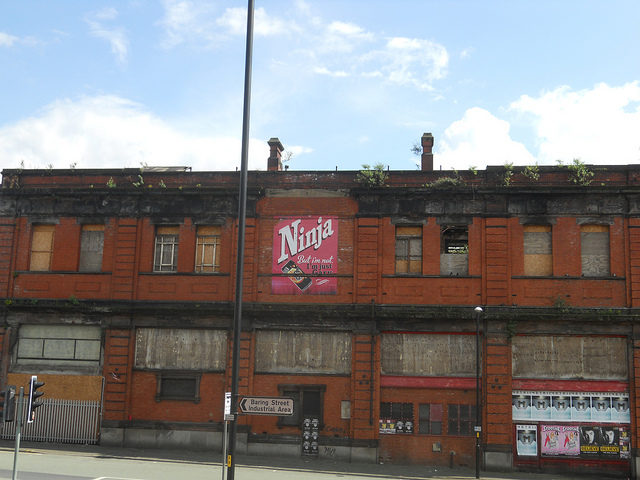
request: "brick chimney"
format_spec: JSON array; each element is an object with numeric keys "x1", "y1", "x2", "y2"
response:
[
  {"x1": 267, "y1": 137, "x2": 284, "y2": 171},
  {"x1": 421, "y1": 133, "x2": 434, "y2": 171}
]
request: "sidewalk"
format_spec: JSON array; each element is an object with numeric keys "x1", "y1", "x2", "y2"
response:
[{"x1": 0, "y1": 440, "x2": 629, "y2": 480}]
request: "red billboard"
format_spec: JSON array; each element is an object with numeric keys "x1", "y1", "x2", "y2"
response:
[{"x1": 272, "y1": 216, "x2": 338, "y2": 295}]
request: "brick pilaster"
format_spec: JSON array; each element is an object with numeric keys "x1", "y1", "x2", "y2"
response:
[
  {"x1": 628, "y1": 221, "x2": 640, "y2": 307},
  {"x1": 356, "y1": 219, "x2": 379, "y2": 303},
  {"x1": 484, "y1": 335, "x2": 512, "y2": 451},
  {"x1": 350, "y1": 334, "x2": 378, "y2": 440},
  {"x1": 227, "y1": 331, "x2": 253, "y2": 424},
  {"x1": 484, "y1": 219, "x2": 510, "y2": 306},
  {"x1": 102, "y1": 329, "x2": 133, "y2": 421},
  {"x1": 110, "y1": 219, "x2": 138, "y2": 301},
  {"x1": 0, "y1": 221, "x2": 16, "y2": 298}
]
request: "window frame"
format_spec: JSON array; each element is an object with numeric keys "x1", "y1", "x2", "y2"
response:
[
  {"x1": 440, "y1": 225, "x2": 469, "y2": 275},
  {"x1": 195, "y1": 225, "x2": 221, "y2": 273},
  {"x1": 523, "y1": 224, "x2": 552, "y2": 276},
  {"x1": 418, "y1": 403, "x2": 443, "y2": 435},
  {"x1": 30, "y1": 224, "x2": 55, "y2": 272},
  {"x1": 447, "y1": 403, "x2": 476, "y2": 436},
  {"x1": 153, "y1": 226, "x2": 179, "y2": 273},
  {"x1": 395, "y1": 225, "x2": 422, "y2": 275},
  {"x1": 580, "y1": 224, "x2": 610, "y2": 277},
  {"x1": 380, "y1": 401, "x2": 415, "y2": 434},
  {"x1": 79, "y1": 224, "x2": 105, "y2": 272},
  {"x1": 155, "y1": 372, "x2": 201, "y2": 403}
]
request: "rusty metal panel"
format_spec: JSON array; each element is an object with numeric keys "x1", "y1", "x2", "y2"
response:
[
  {"x1": 134, "y1": 328, "x2": 227, "y2": 371},
  {"x1": 512, "y1": 335, "x2": 627, "y2": 380},
  {"x1": 255, "y1": 330, "x2": 351, "y2": 374},
  {"x1": 381, "y1": 333, "x2": 476, "y2": 376}
]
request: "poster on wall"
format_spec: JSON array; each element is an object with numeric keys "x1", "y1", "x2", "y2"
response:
[
  {"x1": 513, "y1": 391, "x2": 630, "y2": 423},
  {"x1": 619, "y1": 427, "x2": 630, "y2": 459},
  {"x1": 516, "y1": 425, "x2": 538, "y2": 457},
  {"x1": 541, "y1": 425, "x2": 580, "y2": 456},
  {"x1": 579, "y1": 426, "x2": 599, "y2": 457},
  {"x1": 531, "y1": 395, "x2": 551, "y2": 420},
  {"x1": 272, "y1": 216, "x2": 338, "y2": 295}
]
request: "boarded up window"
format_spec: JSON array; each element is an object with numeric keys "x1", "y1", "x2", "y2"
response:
[
  {"x1": 195, "y1": 226, "x2": 221, "y2": 273},
  {"x1": 135, "y1": 328, "x2": 226, "y2": 371},
  {"x1": 255, "y1": 331, "x2": 351, "y2": 374},
  {"x1": 581, "y1": 225, "x2": 610, "y2": 276},
  {"x1": 395, "y1": 226, "x2": 422, "y2": 274},
  {"x1": 30, "y1": 224, "x2": 55, "y2": 271},
  {"x1": 15, "y1": 325, "x2": 101, "y2": 372},
  {"x1": 154, "y1": 226, "x2": 179, "y2": 272},
  {"x1": 512, "y1": 335, "x2": 627, "y2": 380},
  {"x1": 381, "y1": 333, "x2": 476, "y2": 376},
  {"x1": 440, "y1": 226, "x2": 468, "y2": 275},
  {"x1": 524, "y1": 225, "x2": 552, "y2": 276},
  {"x1": 79, "y1": 224, "x2": 104, "y2": 272}
]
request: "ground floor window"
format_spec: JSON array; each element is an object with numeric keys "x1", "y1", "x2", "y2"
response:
[
  {"x1": 448, "y1": 404, "x2": 476, "y2": 435},
  {"x1": 155, "y1": 372, "x2": 201, "y2": 403},
  {"x1": 379, "y1": 402, "x2": 414, "y2": 434},
  {"x1": 278, "y1": 384, "x2": 325, "y2": 427},
  {"x1": 419, "y1": 403, "x2": 443, "y2": 434}
]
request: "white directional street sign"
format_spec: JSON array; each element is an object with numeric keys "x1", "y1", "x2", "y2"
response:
[{"x1": 239, "y1": 396, "x2": 294, "y2": 416}]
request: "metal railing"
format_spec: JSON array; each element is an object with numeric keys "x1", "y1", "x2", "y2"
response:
[{"x1": 0, "y1": 398, "x2": 101, "y2": 444}]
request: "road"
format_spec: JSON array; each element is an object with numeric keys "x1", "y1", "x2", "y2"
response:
[{"x1": 0, "y1": 445, "x2": 618, "y2": 480}]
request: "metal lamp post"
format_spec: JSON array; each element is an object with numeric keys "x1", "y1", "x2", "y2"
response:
[{"x1": 474, "y1": 306, "x2": 483, "y2": 479}]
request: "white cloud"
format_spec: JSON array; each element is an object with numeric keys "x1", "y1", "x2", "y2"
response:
[
  {"x1": 313, "y1": 66, "x2": 348, "y2": 77},
  {"x1": 159, "y1": 0, "x2": 219, "y2": 48},
  {"x1": 217, "y1": 7, "x2": 289, "y2": 37},
  {"x1": 368, "y1": 36, "x2": 449, "y2": 90},
  {"x1": 0, "y1": 95, "x2": 269, "y2": 171},
  {"x1": 160, "y1": 1, "x2": 289, "y2": 48},
  {"x1": 437, "y1": 107, "x2": 536, "y2": 169},
  {"x1": 460, "y1": 47, "x2": 474, "y2": 59},
  {"x1": 510, "y1": 82, "x2": 640, "y2": 164},
  {"x1": 85, "y1": 8, "x2": 128, "y2": 64},
  {"x1": 436, "y1": 82, "x2": 640, "y2": 170},
  {"x1": 0, "y1": 32, "x2": 18, "y2": 47}
]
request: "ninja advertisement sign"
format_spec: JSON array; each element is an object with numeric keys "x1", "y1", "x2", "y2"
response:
[{"x1": 272, "y1": 216, "x2": 338, "y2": 295}]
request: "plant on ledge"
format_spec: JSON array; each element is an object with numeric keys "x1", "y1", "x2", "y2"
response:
[{"x1": 356, "y1": 163, "x2": 389, "y2": 187}]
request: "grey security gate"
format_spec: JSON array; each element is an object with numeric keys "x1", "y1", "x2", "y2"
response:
[{"x1": 0, "y1": 398, "x2": 101, "y2": 444}]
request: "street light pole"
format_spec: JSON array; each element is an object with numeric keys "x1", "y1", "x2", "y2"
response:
[
  {"x1": 228, "y1": 1, "x2": 254, "y2": 479},
  {"x1": 474, "y1": 306, "x2": 483, "y2": 479}
]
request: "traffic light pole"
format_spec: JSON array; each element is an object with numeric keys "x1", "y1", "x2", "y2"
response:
[{"x1": 12, "y1": 386, "x2": 24, "y2": 480}]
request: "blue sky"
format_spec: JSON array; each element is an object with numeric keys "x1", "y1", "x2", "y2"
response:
[{"x1": 1, "y1": 1, "x2": 639, "y2": 172}]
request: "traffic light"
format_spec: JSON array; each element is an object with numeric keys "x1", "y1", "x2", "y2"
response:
[
  {"x1": 27, "y1": 375, "x2": 45, "y2": 423},
  {"x1": 0, "y1": 386, "x2": 16, "y2": 423}
]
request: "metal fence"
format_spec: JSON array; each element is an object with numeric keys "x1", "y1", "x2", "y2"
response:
[{"x1": 0, "y1": 398, "x2": 101, "y2": 444}]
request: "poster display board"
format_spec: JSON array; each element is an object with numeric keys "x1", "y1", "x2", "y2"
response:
[
  {"x1": 516, "y1": 425, "x2": 538, "y2": 457},
  {"x1": 302, "y1": 417, "x2": 319, "y2": 455},
  {"x1": 273, "y1": 216, "x2": 338, "y2": 295},
  {"x1": 513, "y1": 391, "x2": 630, "y2": 423},
  {"x1": 518, "y1": 424, "x2": 630, "y2": 460},
  {"x1": 541, "y1": 425, "x2": 580, "y2": 456}
]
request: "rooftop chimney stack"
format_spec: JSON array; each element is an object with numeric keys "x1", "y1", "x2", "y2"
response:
[
  {"x1": 267, "y1": 137, "x2": 284, "y2": 171},
  {"x1": 421, "y1": 133, "x2": 434, "y2": 171}
]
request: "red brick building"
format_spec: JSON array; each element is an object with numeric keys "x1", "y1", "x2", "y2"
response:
[{"x1": 0, "y1": 135, "x2": 638, "y2": 477}]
